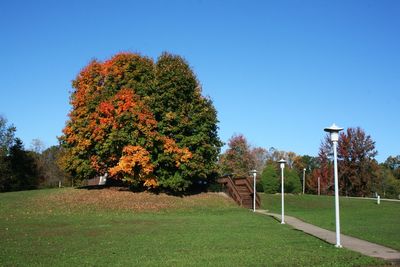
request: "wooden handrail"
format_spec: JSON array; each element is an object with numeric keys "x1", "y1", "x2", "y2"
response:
[
  {"x1": 218, "y1": 176, "x2": 261, "y2": 209},
  {"x1": 218, "y1": 177, "x2": 243, "y2": 206}
]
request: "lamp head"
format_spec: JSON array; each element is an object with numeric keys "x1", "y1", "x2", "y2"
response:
[
  {"x1": 249, "y1": 169, "x2": 258, "y2": 175},
  {"x1": 324, "y1": 123, "x2": 343, "y2": 142},
  {"x1": 278, "y1": 159, "x2": 286, "y2": 169}
]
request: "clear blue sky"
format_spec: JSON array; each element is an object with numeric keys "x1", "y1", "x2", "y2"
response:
[{"x1": 1, "y1": 0, "x2": 399, "y2": 162}]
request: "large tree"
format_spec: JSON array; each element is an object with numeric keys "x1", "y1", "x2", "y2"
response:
[
  {"x1": 60, "y1": 52, "x2": 221, "y2": 192},
  {"x1": 338, "y1": 127, "x2": 379, "y2": 196},
  {"x1": 8, "y1": 139, "x2": 40, "y2": 191},
  {"x1": 218, "y1": 134, "x2": 255, "y2": 177},
  {"x1": 316, "y1": 127, "x2": 379, "y2": 196}
]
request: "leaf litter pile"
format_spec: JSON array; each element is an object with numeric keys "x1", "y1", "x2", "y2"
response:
[{"x1": 34, "y1": 188, "x2": 235, "y2": 214}]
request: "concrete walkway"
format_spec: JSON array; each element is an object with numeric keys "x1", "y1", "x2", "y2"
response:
[{"x1": 255, "y1": 210, "x2": 400, "y2": 264}]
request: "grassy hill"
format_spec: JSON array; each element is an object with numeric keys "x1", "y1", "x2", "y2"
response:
[{"x1": 0, "y1": 188, "x2": 386, "y2": 266}]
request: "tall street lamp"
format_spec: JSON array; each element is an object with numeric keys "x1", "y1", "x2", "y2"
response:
[
  {"x1": 278, "y1": 159, "x2": 287, "y2": 224},
  {"x1": 302, "y1": 168, "x2": 306, "y2": 194},
  {"x1": 324, "y1": 123, "x2": 344, "y2": 248},
  {"x1": 249, "y1": 169, "x2": 258, "y2": 212}
]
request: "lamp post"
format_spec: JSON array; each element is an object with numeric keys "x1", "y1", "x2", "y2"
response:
[
  {"x1": 249, "y1": 169, "x2": 258, "y2": 212},
  {"x1": 324, "y1": 123, "x2": 344, "y2": 248},
  {"x1": 318, "y1": 176, "x2": 320, "y2": 196},
  {"x1": 302, "y1": 168, "x2": 306, "y2": 194},
  {"x1": 278, "y1": 159, "x2": 287, "y2": 224}
]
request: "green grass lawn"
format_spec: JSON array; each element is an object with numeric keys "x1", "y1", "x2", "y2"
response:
[
  {"x1": 261, "y1": 193, "x2": 400, "y2": 251},
  {"x1": 0, "y1": 188, "x2": 387, "y2": 266}
]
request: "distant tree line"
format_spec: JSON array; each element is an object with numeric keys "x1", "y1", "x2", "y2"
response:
[
  {"x1": 218, "y1": 128, "x2": 400, "y2": 199},
  {"x1": 218, "y1": 134, "x2": 302, "y2": 194},
  {"x1": 0, "y1": 115, "x2": 70, "y2": 192}
]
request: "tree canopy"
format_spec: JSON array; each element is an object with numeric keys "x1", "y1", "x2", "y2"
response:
[
  {"x1": 60, "y1": 52, "x2": 222, "y2": 192},
  {"x1": 218, "y1": 134, "x2": 255, "y2": 177},
  {"x1": 310, "y1": 127, "x2": 379, "y2": 197}
]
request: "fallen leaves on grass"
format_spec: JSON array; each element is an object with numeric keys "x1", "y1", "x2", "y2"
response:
[{"x1": 34, "y1": 188, "x2": 235, "y2": 214}]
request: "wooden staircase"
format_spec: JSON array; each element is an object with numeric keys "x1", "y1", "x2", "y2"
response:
[{"x1": 217, "y1": 176, "x2": 260, "y2": 209}]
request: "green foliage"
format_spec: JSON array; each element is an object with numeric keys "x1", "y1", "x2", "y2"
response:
[
  {"x1": 1, "y1": 138, "x2": 40, "y2": 192},
  {"x1": 261, "y1": 164, "x2": 279, "y2": 193},
  {"x1": 284, "y1": 168, "x2": 302, "y2": 193},
  {"x1": 384, "y1": 175, "x2": 400, "y2": 199},
  {"x1": 153, "y1": 53, "x2": 222, "y2": 187},
  {"x1": 0, "y1": 116, "x2": 41, "y2": 192},
  {"x1": 256, "y1": 181, "x2": 264, "y2": 192},
  {"x1": 377, "y1": 164, "x2": 400, "y2": 199},
  {"x1": 9, "y1": 139, "x2": 40, "y2": 191},
  {"x1": 261, "y1": 165, "x2": 301, "y2": 194}
]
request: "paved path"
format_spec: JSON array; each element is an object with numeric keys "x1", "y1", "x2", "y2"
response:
[{"x1": 255, "y1": 210, "x2": 400, "y2": 264}]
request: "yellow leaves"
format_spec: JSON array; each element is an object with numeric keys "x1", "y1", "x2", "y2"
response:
[
  {"x1": 160, "y1": 136, "x2": 192, "y2": 167},
  {"x1": 109, "y1": 145, "x2": 156, "y2": 186},
  {"x1": 165, "y1": 111, "x2": 176, "y2": 121},
  {"x1": 77, "y1": 138, "x2": 91, "y2": 150},
  {"x1": 143, "y1": 178, "x2": 158, "y2": 189},
  {"x1": 180, "y1": 148, "x2": 192, "y2": 163}
]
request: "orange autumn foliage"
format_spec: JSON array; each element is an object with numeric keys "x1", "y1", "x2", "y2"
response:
[
  {"x1": 143, "y1": 178, "x2": 158, "y2": 189},
  {"x1": 109, "y1": 145, "x2": 154, "y2": 182},
  {"x1": 161, "y1": 136, "x2": 192, "y2": 167}
]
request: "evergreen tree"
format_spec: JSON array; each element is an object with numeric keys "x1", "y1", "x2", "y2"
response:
[
  {"x1": 8, "y1": 139, "x2": 40, "y2": 191},
  {"x1": 261, "y1": 164, "x2": 279, "y2": 193},
  {"x1": 284, "y1": 168, "x2": 302, "y2": 193}
]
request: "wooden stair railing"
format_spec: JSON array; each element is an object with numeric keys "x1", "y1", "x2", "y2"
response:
[
  {"x1": 218, "y1": 176, "x2": 260, "y2": 209},
  {"x1": 235, "y1": 177, "x2": 261, "y2": 208},
  {"x1": 217, "y1": 176, "x2": 243, "y2": 206}
]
